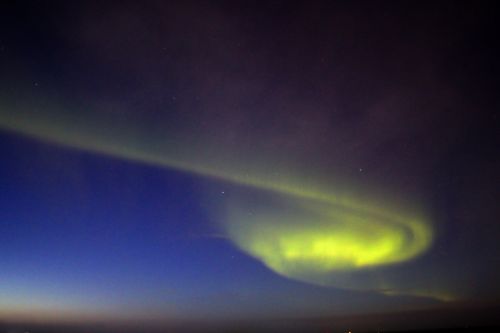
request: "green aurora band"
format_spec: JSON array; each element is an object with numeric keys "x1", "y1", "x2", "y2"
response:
[{"x1": 0, "y1": 100, "x2": 436, "y2": 299}]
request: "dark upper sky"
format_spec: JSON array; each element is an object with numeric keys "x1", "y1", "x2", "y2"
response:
[{"x1": 0, "y1": 1, "x2": 499, "y2": 331}]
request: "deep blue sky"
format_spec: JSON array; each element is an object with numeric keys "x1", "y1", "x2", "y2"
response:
[{"x1": 0, "y1": 130, "x2": 439, "y2": 323}]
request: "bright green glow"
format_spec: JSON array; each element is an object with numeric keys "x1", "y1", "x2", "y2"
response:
[
  {"x1": 0, "y1": 101, "x2": 435, "y2": 297},
  {"x1": 225, "y1": 200, "x2": 432, "y2": 283},
  {"x1": 259, "y1": 225, "x2": 403, "y2": 269}
]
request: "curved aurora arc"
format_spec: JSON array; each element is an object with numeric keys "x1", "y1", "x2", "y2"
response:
[{"x1": 0, "y1": 101, "x2": 435, "y2": 299}]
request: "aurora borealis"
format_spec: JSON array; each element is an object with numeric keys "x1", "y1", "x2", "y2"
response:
[
  {"x1": 0, "y1": 83, "x2": 436, "y2": 305},
  {"x1": 0, "y1": 95, "x2": 434, "y2": 293},
  {"x1": 1, "y1": 1, "x2": 500, "y2": 332}
]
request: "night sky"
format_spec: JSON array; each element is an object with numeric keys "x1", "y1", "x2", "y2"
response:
[{"x1": 0, "y1": 1, "x2": 499, "y2": 332}]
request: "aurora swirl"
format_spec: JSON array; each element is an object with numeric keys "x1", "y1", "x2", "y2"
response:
[{"x1": 0, "y1": 98, "x2": 433, "y2": 296}]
